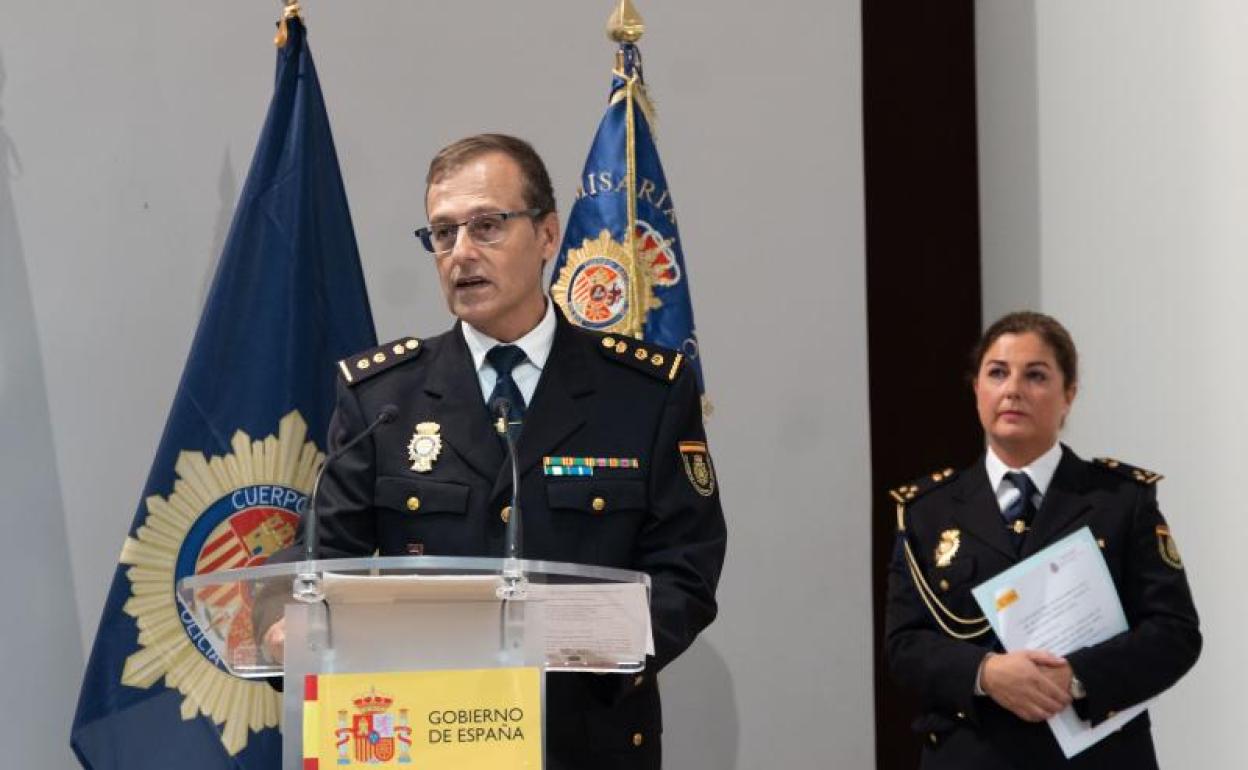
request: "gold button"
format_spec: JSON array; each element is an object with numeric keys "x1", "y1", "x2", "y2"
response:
[
  {"x1": 615, "y1": 342, "x2": 628, "y2": 354},
  {"x1": 632, "y1": 732, "x2": 644, "y2": 747},
  {"x1": 956, "y1": 711, "x2": 965, "y2": 720},
  {"x1": 939, "y1": 579, "x2": 950, "y2": 592},
  {"x1": 603, "y1": 336, "x2": 616, "y2": 348},
  {"x1": 928, "y1": 732, "x2": 937, "y2": 745},
  {"x1": 373, "y1": 352, "x2": 386, "y2": 364},
  {"x1": 1097, "y1": 538, "x2": 1107, "y2": 549},
  {"x1": 591, "y1": 496, "x2": 606, "y2": 512},
  {"x1": 405, "y1": 339, "x2": 419, "y2": 350},
  {"x1": 931, "y1": 472, "x2": 943, "y2": 481},
  {"x1": 356, "y1": 359, "x2": 370, "y2": 370},
  {"x1": 500, "y1": 505, "x2": 512, "y2": 524},
  {"x1": 651, "y1": 353, "x2": 664, "y2": 366},
  {"x1": 392, "y1": 344, "x2": 406, "y2": 355},
  {"x1": 1107, "y1": 710, "x2": 1116, "y2": 719},
  {"x1": 635, "y1": 348, "x2": 648, "y2": 360},
  {"x1": 406, "y1": 496, "x2": 420, "y2": 512},
  {"x1": 633, "y1": 674, "x2": 645, "y2": 687}
]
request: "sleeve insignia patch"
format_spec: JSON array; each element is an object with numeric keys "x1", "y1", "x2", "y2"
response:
[
  {"x1": 934, "y1": 529, "x2": 961, "y2": 568},
  {"x1": 678, "y1": 440, "x2": 716, "y2": 497},
  {"x1": 1156, "y1": 524, "x2": 1184, "y2": 569}
]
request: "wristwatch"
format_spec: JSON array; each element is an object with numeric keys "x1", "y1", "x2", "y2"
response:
[{"x1": 1070, "y1": 674, "x2": 1087, "y2": 699}]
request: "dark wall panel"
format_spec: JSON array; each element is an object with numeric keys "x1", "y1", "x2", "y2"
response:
[{"x1": 862, "y1": 2, "x2": 985, "y2": 767}]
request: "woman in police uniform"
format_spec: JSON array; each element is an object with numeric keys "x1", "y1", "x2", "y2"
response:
[{"x1": 884, "y1": 311, "x2": 1200, "y2": 769}]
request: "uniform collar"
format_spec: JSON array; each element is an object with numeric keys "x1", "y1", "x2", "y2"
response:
[
  {"x1": 984, "y1": 440, "x2": 1063, "y2": 498},
  {"x1": 460, "y1": 299, "x2": 556, "y2": 374}
]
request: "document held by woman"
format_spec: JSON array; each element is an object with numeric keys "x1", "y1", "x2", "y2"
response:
[{"x1": 971, "y1": 527, "x2": 1152, "y2": 758}]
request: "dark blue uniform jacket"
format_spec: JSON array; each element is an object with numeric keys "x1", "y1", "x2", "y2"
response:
[{"x1": 885, "y1": 447, "x2": 1200, "y2": 770}]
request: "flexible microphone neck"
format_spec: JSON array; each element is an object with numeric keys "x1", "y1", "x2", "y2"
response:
[
  {"x1": 491, "y1": 398, "x2": 523, "y2": 567},
  {"x1": 301, "y1": 404, "x2": 398, "y2": 571}
]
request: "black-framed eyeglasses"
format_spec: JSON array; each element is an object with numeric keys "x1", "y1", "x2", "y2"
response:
[{"x1": 414, "y1": 208, "x2": 545, "y2": 256}]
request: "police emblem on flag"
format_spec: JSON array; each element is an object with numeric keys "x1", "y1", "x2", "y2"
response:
[
  {"x1": 634, "y1": 219, "x2": 682, "y2": 288},
  {"x1": 119, "y1": 411, "x2": 324, "y2": 755},
  {"x1": 552, "y1": 228, "x2": 677, "y2": 337}
]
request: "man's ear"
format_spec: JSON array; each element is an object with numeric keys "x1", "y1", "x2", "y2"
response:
[{"x1": 538, "y1": 212, "x2": 561, "y2": 260}]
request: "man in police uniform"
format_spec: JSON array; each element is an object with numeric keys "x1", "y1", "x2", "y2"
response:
[{"x1": 263, "y1": 134, "x2": 726, "y2": 769}]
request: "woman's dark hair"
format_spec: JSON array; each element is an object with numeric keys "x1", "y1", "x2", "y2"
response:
[{"x1": 970, "y1": 311, "x2": 1078, "y2": 387}]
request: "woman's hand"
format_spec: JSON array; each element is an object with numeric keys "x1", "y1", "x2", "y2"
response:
[{"x1": 981, "y1": 650, "x2": 1073, "y2": 722}]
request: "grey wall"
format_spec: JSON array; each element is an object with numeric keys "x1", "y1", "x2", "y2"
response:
[
  {"x1": 2, "y1": 1, "x2": 872, "y2": 767},
  {"x1": 977, "y1": 1, "x2": 1245, "y2": 766}
]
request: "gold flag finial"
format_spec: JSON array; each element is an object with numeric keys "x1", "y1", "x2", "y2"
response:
[
  {"x1": 607, "y1": 0, "x2": 645, "y2": 44},
  {"x1": 275, "y1": 1, "x2": 303, "y2": 48}
]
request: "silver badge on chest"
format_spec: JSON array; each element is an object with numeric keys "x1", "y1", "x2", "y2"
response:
[{"x1": 407, "y1": 421, "x2": 442, "y2": 473}]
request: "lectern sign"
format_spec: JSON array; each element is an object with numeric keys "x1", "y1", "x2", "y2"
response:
[{"x1": 302, "y1": 667, "x2": 543, "y2": 769}]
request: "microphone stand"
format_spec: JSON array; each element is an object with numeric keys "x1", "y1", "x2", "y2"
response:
[
  {"x1": 293, "y1": 405, "x2": 397, "y2": 603},
  {"x1": 491, "y1": 398, "x2": 529, "y2": 667},
  {"x1": 492, "y1": 398, "x2": 527, "y2": 600}
]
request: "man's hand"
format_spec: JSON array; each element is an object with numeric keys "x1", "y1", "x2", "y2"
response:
[
  {"x1": 262, "y1": 618, "x2": 286, "y2": 665},
  {"x1": 981, "y1": 650, "x2": 1073, "y2": 722}
]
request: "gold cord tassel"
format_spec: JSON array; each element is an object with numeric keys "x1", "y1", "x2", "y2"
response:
[{"x1": 274, "y1": 1, "x2": 302, "y2": 48}]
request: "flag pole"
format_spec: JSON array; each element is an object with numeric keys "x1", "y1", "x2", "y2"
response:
[{"x1": 608, "y1": 0, "x2": 646, "y2": 338}]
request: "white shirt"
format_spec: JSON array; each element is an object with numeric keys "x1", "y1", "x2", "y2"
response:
[
  {"x1": 975, "y1": 441, "x2": 1064, "y2": 696},
  {"x1": 984, "y1": 441, "x2": 1063, "y2": 518},
  {"x1": 460, "y1": 300, "x2": 556, "y2": 407}
]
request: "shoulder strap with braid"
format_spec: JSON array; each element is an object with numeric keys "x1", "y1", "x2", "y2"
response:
[{"x1": 892, "y1": 468, "x2": 992, "y2": 640}]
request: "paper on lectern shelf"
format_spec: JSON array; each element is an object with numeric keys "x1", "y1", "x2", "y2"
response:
[{"x1": 529, "y1": 582, "x2": 653, "y2": 667}]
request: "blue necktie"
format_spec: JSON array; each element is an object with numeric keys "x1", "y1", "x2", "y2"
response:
[
  {"x1": 486, "y1": 344, "x2": 528, "y2": 423},
  {"x1": 1003, "y1": 471, "x2": 1039, "y2": 548}
]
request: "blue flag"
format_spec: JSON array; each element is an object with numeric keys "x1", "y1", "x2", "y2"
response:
[
  {"x1": 71, "y1": 16, "x2": 375, "y2": 769},
  {"x1": 550, "y1": 42, "x2": 706, "y2": 393}
]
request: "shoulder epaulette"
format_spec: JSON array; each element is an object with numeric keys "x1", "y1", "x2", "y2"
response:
[
  {"x1": 337, "y1": 337, "x2": 423, "y2": 386},
  {"x1": 889, "y1": 467, "x2": 958, "y2": 507},
  {"x1": 1093, "y1": 456, "x2": 1163, "y2": 485},
  {"x1": 596, "y1": 333, "x2": 683, "y2": 382}
]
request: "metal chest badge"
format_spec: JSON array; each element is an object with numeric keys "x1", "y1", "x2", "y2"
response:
[
  {"x1": 934, "y1": 529, "x2": 961, "y2": 568},
  {"x1": 678, "y1": 441, "x2": 716, "y2": 497},
  {"x1": 407, "y1": 422, "x2": 442, "y2": 473}
]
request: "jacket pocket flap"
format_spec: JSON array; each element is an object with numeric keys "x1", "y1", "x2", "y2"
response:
[
  {"x1": 546, "y1": 479, "x2": 647, "y2": 513},
  {"x1": 375, "y1": 476, "x2": 469, "y2": 514}
]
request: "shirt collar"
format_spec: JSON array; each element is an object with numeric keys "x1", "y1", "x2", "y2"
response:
[
  {"x1": 984, "y1": 441, "x2": 1063, "y2": 497},
  {"x1": 460, "y1": 299, "x2": 556, "y2": 373}
]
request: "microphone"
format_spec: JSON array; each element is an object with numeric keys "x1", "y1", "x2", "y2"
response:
[
  {"x1": 294, "y1": 403, "x2": 398, "y2": 601},
  {"x1": 490, "y1": 397, "x2": 523, "y2": 565}
]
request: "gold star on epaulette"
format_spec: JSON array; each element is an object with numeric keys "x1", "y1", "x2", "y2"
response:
[
  {"x1": 889, "y1": 467, "x2": 956, "y2": 505},
  {"x1": 597, "y1": 334, "x2": 683, "y2": 382},
  {"x1": 1094, "y1": 456, "x2": 1163, "y2": 485},
  {"x1": 338, "y1": 337, "x2": 422, "y2": 385}
]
